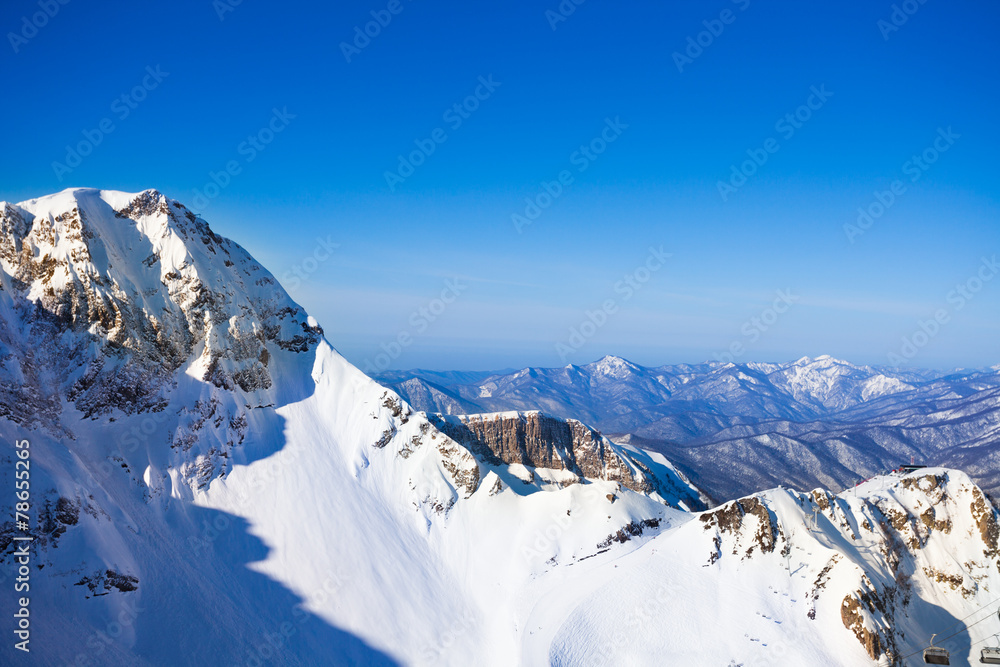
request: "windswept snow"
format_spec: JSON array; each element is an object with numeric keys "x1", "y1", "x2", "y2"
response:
[{"x1": 1, "y1": 189, "x2": 997, "y2": 666}]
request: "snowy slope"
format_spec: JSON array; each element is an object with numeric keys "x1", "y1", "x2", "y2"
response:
[
  {"x1": 0, "y1": 189, "x2": 689, "y2": 665},
  {"x1": 544, "y1": 468, "x2": 1000, "y2": 666},
  {"x1": 1, "y1": 189, "x2": 997, "y2": 667}
]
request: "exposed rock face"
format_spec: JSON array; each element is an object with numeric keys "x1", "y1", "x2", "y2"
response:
[
  {"x1": 0, "y1": 189, "x2": 495, "y2": 637},
  {"x1": 431, "y1": 411, "x2": 617, "y2": 473},
  {"x1": 699, "y1": 495, "x2": 781, "y2": 558},
  {"x1": 0, "y1": 188, "x2": 322, "y2": 425},
  {"x1": 427, "y1": 411, "x2": 707, "y2": 509},
  {"x1": 0, "y1": 189, "x2": 691, "y2": 511},
  {"x1": 697, "y1": 470, "x2": 1000, "y2": 667},
  {"x1": 378, "y1": 356, "x2": 1000, "y2": 508},
  {"x1": 0, "y1": 188, "x2": 325, "y2": 494},
  {"x1": 0, "y1": 188, "x2": 716, "y2": 667},
  {"x1": 841, "y1": 579, "x2": 896, "y2": 662},
  {"x1": 970, "y1": 485, "x2": 999, "y2": 560}
]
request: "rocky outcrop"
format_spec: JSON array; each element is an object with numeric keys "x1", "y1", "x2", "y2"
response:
[
  {"x1": 426, "y1": 411, "x2": 705, "y2": 509},
  {"x1": 430, "y1": 412, "x2": 615, "y2": 472},
  {"x1": 697, "y1": 470, "x2": 1000, "y2": 667},
  {"x1": 699, "y1": 495, "x2": 782, "y2": 559},
  {"x1": 0, "y1": 189, "x2": 326, "y2": 498},
  {"x1": 841, "y1": 579, "x2": 897, "y2": 663},
  {"x1": 970, "y1": 485, "x2": 999, "y2": 560},
  {"x1": 0, "y1": 189, "x2": 322, "y2": 423}
]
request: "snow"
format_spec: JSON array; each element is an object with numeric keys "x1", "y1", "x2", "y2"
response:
[
  {"x1": 2, "y1": 189, "x2": 999, "y2": 666},
  {"x1": 587, "y1": 355, "x2": 640, "y2": 379},
  {"x1": 537, "y1": 470, "x2": 1000, "y2": 666}
]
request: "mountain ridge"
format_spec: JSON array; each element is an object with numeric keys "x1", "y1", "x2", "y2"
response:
[
  {"x1": 1, "y1": 189, "x2": 997, "y2": 666},
  {"x1": 376, "y1": 354, "x2": 1000, "y2": 504},
  {"x1": 0, "y1": 189, "x2": 695, "y2": 665}
]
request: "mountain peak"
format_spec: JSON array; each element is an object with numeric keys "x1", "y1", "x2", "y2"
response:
[
  {"x1": 12, "y1": 186, "x2": 164, "y2": 215},
  {"x1": 793, "y1": 354, "x2": 838, "y2": 365},
  {"x1": 588, "y1": 354, "x2": 640, "y2": 377},
  {"x1": 0, "y1": 188, "x2": 322, "y2": 418}
]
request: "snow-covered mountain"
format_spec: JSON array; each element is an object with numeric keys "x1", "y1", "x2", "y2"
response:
[
  {"x1": 2, "y1": 189, "x2": 997, "y2": 666},
  {"x1": 544, "y1": 467, "x2": 1000, "y2": 667},
  {"x1": 379, "y1": 355, "x2": 1000, "y2": 503},
  {"x1": 0, "y1": 189, "x2": 695, "y2": 665},
  {"x1": 378, "y1": 354, "x2": 941, "y2": 430}
]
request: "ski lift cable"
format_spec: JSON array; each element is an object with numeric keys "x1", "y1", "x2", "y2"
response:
[
  {"x1": 968, "y1": 632, "x2": 1000, "y2": 651},
  {"x1": 894, "y1": 602, "x2": 1000, "y2": 662},
  {"x1": 900, "y1": 593, "x2": 1000, "y2": 643},
  {"x1": 895, "y1": 604, "x2": 1000, "y2": 662},
  {"x1": 930, "y1": 595, "x2": 1000, "y2": 639}
]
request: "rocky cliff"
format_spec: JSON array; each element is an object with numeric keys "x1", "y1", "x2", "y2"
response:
[
  {"x1": 428, "y1": 410, "x2": 708, "y2": 510},
  {"x1": 697, "y1": 469, "x2": 1000, "y2": 666},
  {"x1": 0, "y1": 189, "x2": 322, "y2": 420}
]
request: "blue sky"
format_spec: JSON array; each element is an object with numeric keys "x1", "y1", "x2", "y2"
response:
[{"x1": 2, "y1": 0, "x2": 998, "y2": 371}]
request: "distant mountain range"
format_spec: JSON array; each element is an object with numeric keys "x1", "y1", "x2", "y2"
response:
[
  {"x1": 0, "y1": 188, "x2": 713, "y2": 664},
  {"x1": 3, "y1": 188, "x2": 997, "y2": 665},
  {"x1": 376, "y1": 355, "x2": 1000, "y2": 504}
]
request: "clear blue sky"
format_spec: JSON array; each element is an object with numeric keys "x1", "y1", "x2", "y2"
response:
[{"x1": 2, "y1": 0, "x2": 998, "y2": 371}]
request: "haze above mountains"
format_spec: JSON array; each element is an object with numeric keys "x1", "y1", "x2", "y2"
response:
[{"x1": 1, "y1": 189, "x2": 997, "y2": 667}]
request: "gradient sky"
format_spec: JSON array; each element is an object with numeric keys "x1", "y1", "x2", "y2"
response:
[{"x1": 2, "y1": 0, "x2": 998, "y2": 371}]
